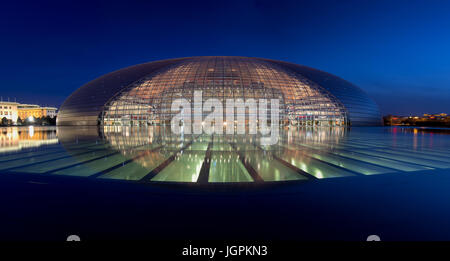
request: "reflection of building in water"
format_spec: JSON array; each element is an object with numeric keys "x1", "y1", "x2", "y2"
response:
[
  {"x1": 101, "y1": 125, "x2": 158, "y2": 149},
  {"x1": 56, "y1": 126, "x2": 100, "y2": 143},
  {"x1": 99, "y1": 126, "x2": 346, "y2": 152},
  {"x1": 284, "y1": 126, "x2": 346, "y2": 147},
  {"x1": 0, "y1": 126, "x2": 58, "y2": 153},
  {"x1": 98, "y1": 125, "x2": 346, "y2": 169},
  {"x1": 101, "y1": 125, "x2": 190, "y2": 151},
  {"x1": 54, "y1": 124, "x2": 352, "y2": 183}
]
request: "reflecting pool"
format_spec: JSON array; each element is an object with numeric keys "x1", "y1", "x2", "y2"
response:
[{"x1": 1, "y1": 125, "x2": 450, "y2": 183}]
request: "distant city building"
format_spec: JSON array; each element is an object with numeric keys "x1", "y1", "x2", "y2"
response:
[
  {"x1": 0, "y1": 100, "x2": 58, "y2": 124},
  {"x1": 0, "y1": 101, "x2": 19, "y2": 124},
  {"x1": 423, "y1": 113, "x2": 447, "y2": 119},
  {"x1": 384, "y1": 113, "x2": 450, "y2": 127},
  {"x1": 17, "y1": 104, "x2": 58, "y2": 121}
]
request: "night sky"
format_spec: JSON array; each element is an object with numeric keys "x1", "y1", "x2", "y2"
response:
[{"x1": 1, "y1": 0, "x2": 450, "y2": 115}]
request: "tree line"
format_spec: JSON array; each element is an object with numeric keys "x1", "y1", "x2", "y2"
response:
[{"x1": 0, "y1": 116, "x2": 57, "y2": 126}]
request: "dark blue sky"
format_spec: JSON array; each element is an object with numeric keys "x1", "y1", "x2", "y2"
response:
[{"x1": 1, "y1": 0, "x2": 449, "y2": 115}]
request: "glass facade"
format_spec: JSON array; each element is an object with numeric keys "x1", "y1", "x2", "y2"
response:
[{"x1": 57, "y1": 56, "x2": 381, "y2": 127}]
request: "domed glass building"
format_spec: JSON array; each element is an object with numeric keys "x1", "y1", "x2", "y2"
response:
[{"x1": 57, "y1": 56, "x2": 381, "y2": 127}]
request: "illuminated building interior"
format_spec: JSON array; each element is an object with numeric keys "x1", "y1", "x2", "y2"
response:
[
  {"x1": 101, "y1": 58, "x2": 347, "y2": 127},
  {"x1": 57, "y1": 57, "x2": 381, "y2": 127}
]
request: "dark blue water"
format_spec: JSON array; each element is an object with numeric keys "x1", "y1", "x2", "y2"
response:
[{"x1": 1, "y1": 126, "x2": 450, "y2": 240}]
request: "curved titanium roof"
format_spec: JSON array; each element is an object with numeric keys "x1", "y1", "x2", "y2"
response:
[{"x1": 57, "y1": 56, "x2": 381, "y2": 126}]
